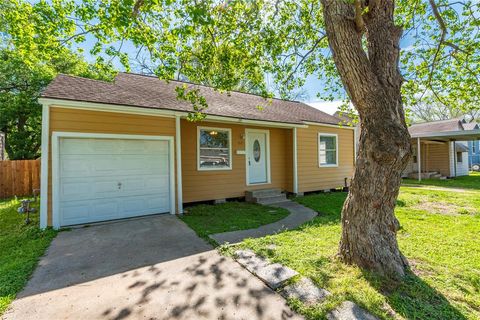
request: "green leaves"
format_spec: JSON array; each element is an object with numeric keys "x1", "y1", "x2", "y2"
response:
[
  {"x1": 0, "y1": 47, "x2": 113, "y2": 159},
  {"x1": 175, "y1": 84, "x2": 208, "y2": 121},
  {"x1": 1, "y1": 0, "x2": 478, "y2": 123}
]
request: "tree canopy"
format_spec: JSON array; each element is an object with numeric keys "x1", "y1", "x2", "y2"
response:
[
  {"x1": 0, "y1": 46, "x2": 113, "y2": 159},
  {"x1": 1, "y1": 0, "x2": 478, "y2": 111}
]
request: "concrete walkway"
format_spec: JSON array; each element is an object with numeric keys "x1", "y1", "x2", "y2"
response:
[
  {"x1": 210, "y1": 201, "x2": 317, "y2": 244},
  {"x1": 3, "y1": 215, "x2": 303, "y2": 320}
]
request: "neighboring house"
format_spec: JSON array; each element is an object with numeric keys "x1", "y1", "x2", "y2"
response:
[
  {"x1": 0, "y1": 132, "x2": 5, "y2": 160},
  {"x1": 405, "y1": 118, "x2": 480, "y2": 179},
  {"x1": 38, "y1": 73, "x2": 355, "y2": 228},
  {"x1": 468, "y1": 140, "x2": 480, "y2": 168},
  {"x1": 464, "y1": 122, "x2": 480, "y2": 168}
]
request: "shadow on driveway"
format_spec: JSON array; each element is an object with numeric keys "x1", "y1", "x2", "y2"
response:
[{"x1": 4, "y1": 215, "x2": 302, "y2": 320}]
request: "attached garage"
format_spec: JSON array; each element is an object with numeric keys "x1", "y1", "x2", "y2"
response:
[{"x1": 51, "y1": 132, "x2": 175, "y2": 228}]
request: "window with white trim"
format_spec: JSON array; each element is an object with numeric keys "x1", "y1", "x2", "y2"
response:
[
  {"x1": 198, "y1": 127, "x2": 232, "y2": 170},
  {"x1": 457, "y1": 151, "x2": 463, "y2": 163},
  {"x1": 318, "y1": 133, "x2": 338, "y2": 166}
]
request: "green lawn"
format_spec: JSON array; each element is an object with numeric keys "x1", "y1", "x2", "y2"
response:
[
  {"x1": 403, "y1": 171, "x2": 480, "y2": 189},
  {"x1": 239, "y1": 185, "x2": 480, "y2": 319},
  {"x1": 0, "y1": 198, "x2": 57, "y2": 315},
  {"x1": 180, "y1": 201, "x2": 289, "y2": 242}
]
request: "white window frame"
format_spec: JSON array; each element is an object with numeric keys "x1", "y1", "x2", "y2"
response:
[
  {"x1": 457, "y1": 151, "x2": 463, "y2": 163},
  {"x1": 197, "y1": 126, "x2": 232, "y2": 171},
  {"x1": 318, "y1": 133, "x2": 339, "y2": 167}
]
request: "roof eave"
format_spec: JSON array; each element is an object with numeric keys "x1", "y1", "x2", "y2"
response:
[
  {"x1": 410, "y1": 129, "x2": 480, "y2": 140},
  {"x1": 38, "y1": 97, "x2": 308, "y2": 129}
]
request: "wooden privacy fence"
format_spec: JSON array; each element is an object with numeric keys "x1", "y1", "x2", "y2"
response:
[{"x1": 0, "y1": 159, "x2": 41, "y2": 199}]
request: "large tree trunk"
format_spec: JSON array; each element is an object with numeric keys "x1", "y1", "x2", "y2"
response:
[{"x1": 321, "y1": 0, "x2": 411, "y2": 279}]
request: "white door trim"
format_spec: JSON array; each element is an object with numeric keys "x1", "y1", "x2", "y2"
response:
[
  {"x1": 51, "y1": 131, "x2": 176, "y2": 229},
  {"x1": 39, "y1": 103, "x2": 50, "y2": 229},
  {"x1": 175, "y1": 116, "x2": 183, "y2": 214},
  {"x1": 245, "y1": 128, "x2": 271, "y2": 186}
]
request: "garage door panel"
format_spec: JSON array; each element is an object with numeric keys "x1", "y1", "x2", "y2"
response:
[
  {"x1": 144, "y1": 175, "x2": 170, "y2": 190},
  {"x1": 58, "y1": 137, "x2": 171, "y2": 226},
  {"x1": 60, "y1": 181, "x2": 91, "y2": 199},
  {"x1": 120, "y1": 194, "x2": 169, "y2": 215},
  {"x1": 60, "y1": 158, "x2": 91, "y2": 177},
  {"x1": 92, "y1": 200, "x2": 120, "y2": 218},
  {"x1": 60, "y1": 139, "x2": 93, "y2": 154},
  {"x1": 146, "y1": 194, "x2": 170, "y2": 210}
]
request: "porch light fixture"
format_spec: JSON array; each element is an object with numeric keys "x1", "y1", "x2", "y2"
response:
[{"x1": 209, "y1": 130, "x2": 218, "y2": 136}]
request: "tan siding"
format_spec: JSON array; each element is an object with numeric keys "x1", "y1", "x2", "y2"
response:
[
  {"x1": 297, "y1": 125, "x2": 355, "y2": 192},
  {"x1": 47, "y1": 107, "x2": 176, "y2": 226},
  {"x1": 181, "y1": 120, "x2": 293, "y2": 203},
  {"x1": 422, "y1": 142, "x2": 450, "y2": 176}
]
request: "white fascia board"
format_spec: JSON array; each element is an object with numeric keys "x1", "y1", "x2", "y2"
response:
[
  {"x1": 303, "y1": 121, "x2": 356, "y2": 130},
  {"x1": 38, "y1": 98, "x2": 307, "y2": 129},
  {"x1": 38, "y1": 98, "x2": 182, "y2": 118},
  {"x1": 411, "y1": 129, "x2": 480, "y2": 139}
]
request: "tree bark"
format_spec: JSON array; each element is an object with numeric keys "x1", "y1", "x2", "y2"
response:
[{"x1": 321, "y1": 0, "x2": 411, "y2": 279}]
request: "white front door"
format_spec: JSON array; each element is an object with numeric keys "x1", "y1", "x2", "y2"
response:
[
  {"x1": 247, "y1": 130, "x2": 269, "y2": 184},
  {"x1": 57, "y1": 137, "x2": 171, "y2": 226}
]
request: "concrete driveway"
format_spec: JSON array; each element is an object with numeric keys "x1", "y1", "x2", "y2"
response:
[{"x1": 3, "y1": 215, "x2": 302, "y2": 320}]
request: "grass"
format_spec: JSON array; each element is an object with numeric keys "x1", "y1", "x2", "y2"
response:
[
  {"x1": 0, "y1": 198, "x2": 57, "y2": 315},
  {"x1": 180, "y1": 201, "x2": 289, "y2": 242},
  {"x1": 403, "y1": 171, "x2": 480, "y2": 189},
  {"x1": 238, "y1": 186, "x2": 480, "y2": 319}
]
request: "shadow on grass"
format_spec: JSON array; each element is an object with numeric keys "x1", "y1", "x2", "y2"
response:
[{"x1": 364, "y1": 270, "x2": 467, "y2": 320}]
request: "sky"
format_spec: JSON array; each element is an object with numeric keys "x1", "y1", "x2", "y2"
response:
[{"x1": 76, "y1": 15, "x2": 418, "y2": 117}]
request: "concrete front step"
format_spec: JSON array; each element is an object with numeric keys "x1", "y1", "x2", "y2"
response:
[
  {"x1": 246, "y1": 188, "x2": 287, "y2": 204},
  {"x1": 246, "y1": 188, "x2": 282, "y2": 199},
  {"x1": 255, "y1": 194, "x2": 288, "y2": 205},
  {"x1": 408, "y1": 172, "x2": 446, "y2": 180}
]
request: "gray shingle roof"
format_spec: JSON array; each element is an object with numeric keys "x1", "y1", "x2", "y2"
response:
[
  {"x1": 41, "y1": 73, "x2": 341, "y2": 125},
  {"x1": 463, "y1": 122, "x2": 479, "y2": 130},
  {"x1": 455, "y1": 142, "x2": 469, "y2": 152},
  {"x1": 409, "y1": 118, "x2": 480, "y2": 136},
  {"x1": 408, "y1": 119, "x2": 464, "y2": 136}
]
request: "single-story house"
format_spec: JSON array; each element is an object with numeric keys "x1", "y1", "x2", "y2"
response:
[
  {"x1": 405, "y1": 118, "x2": 480, "y2": 179},
  {"x1": 38, "y1": 73, "x2": 356, "y2": 228}
]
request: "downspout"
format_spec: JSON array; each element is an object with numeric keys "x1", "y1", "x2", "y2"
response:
[
  {"x1": 293, "y1": 127, "x2": 298, "y2": 194},
  {"x1": 453, "y1": 140, "x2": 457, "y2": 177},
  {"x1": 417, "y1": 138, "x2": 421, "y2": 181}
]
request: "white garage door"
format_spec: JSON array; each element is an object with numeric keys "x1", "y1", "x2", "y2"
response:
[{"x1": 58, "y1": 138, "x2": 171, "y2": 226}]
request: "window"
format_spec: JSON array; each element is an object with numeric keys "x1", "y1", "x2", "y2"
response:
[
  {"x1": 197, "y1": 127, "x2": 232, "y2": 170},
  {"x1": 457, "y1": 152, "x2": 463, "y2": 163},
  {"x1": 318, "y1": 133, "x2": 338, "y2": 167}
]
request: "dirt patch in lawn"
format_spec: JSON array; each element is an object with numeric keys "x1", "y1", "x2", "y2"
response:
[{"x1": 415, "y1": 201, "x2": 476, "y2": 216}]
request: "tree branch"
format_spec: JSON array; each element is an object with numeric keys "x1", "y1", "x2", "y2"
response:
[
  {"x1": 353, "y1": 0, "x2": 365, "y2": 33},
  {"x1": 427, "y1": 0, "x2": 447, "y2": 87},
  {"x1": 283, "y1": 36, "x2": 326, "y2": 85}
]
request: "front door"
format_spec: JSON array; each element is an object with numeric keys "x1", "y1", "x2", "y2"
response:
[{"x1": 247, "y1": 130, "x2": 269, "y2": 184}]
